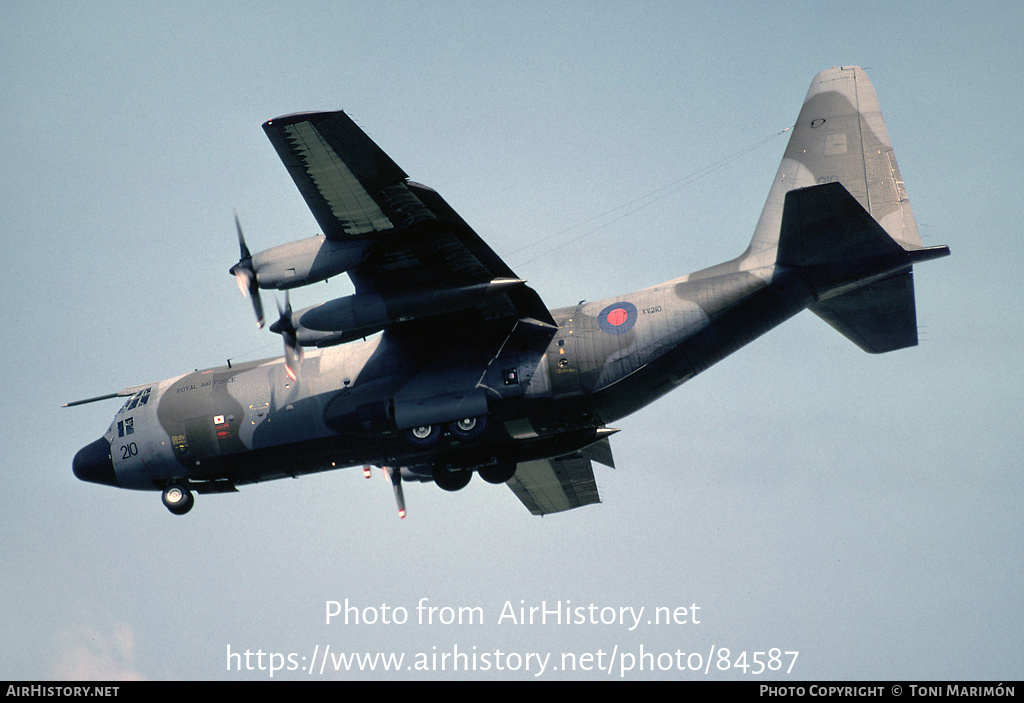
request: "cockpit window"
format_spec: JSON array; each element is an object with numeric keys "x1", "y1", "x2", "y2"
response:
[{"x1": 118, "y1": 388, "x2": 152, "y2": 414}]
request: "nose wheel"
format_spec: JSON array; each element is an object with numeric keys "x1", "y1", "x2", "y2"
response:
[{"x1": 161, "y1": 483, "x2": 194, "y2": 515}]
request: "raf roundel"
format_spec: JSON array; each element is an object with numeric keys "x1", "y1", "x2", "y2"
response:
[{"x1": 598, "y1": 301, "x2": 638, "y2": 335}]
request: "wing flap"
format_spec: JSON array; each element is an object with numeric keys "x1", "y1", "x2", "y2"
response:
[{"x1": 506, "y1": 453, "x2": 601, "y2": 516}]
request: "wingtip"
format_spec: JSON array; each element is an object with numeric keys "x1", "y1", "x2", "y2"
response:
[{"x1": 263, "y1": 110, "x2": 344, "y2": 129}]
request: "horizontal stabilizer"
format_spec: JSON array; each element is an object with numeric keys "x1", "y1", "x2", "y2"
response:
[
  {"x1": 778, "y1": 181, "x2": 908, "y2": 277},
  {"x1": 809, "y1": 272, "x2": 918, "y2": 353},
  {"x1": 778, "y1": 182, "x2": 949, "y2": 353}
]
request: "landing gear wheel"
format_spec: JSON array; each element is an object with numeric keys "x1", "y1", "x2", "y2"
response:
[
  {"x1": 161, "y1": 484, "x2": 194, "y2": 515},
  {"x1": 404, "y1": 424, "x2": 441, "y2": 447},
  {"x1": 449, "y1": 415, "x2": 487, "y2": 440},
  {"x1": 478, "y1": 457, "x2": 517, "y2": 484},
  {"x1": 432, "y1": 464, "x2": 472, "y2": 492}
]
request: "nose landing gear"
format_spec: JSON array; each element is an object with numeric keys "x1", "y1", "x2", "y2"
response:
[{"x1": 161, "y1": 483, "x2": 194, "y2": 515}]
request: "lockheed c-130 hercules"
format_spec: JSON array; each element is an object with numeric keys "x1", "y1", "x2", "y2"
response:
[{"x1": 68, "y1": 66, "x2": 948, "y2": 517}]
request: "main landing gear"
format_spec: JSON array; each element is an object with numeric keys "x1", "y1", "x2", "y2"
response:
[
  {"x1": 432, "y1": 455, "x2": 516, "y2": 491},
  {"x1": 161, "y1": 483, "x2": 194, "y2": 515},
  {"x1": 401, "y1": 414, "x2": 512, "y2": 495},
  {"x1": 431, "y1": 463, "x2": 473, "y2": 491},
  {"x1": 403, "y1": 415, "x2": 488, "y2": 447},
  {"x1": 368, "y1": 455, "x2": 518, "y2": 519},
  {"x1": 477, "y1": 456, "x2": 516, "y2": 484}
]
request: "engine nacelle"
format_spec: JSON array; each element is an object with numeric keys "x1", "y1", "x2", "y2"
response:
[
  {"x1": 290, "y1": 278, "x2": 526, "y2": 346},
  {"x1": 252, "y1": 235, "x2": 365, "y2": 290}
]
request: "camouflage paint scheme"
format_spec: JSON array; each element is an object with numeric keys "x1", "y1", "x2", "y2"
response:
[{"x1": 71, "y1": 67, "x2": 948, "y2": 516}]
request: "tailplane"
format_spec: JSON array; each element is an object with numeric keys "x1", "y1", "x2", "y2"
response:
[{"x1": 778, "y1": 181, "x2": 948, "y2": 352}]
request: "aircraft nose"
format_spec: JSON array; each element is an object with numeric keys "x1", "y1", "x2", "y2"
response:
[{"x1": 73, "y1": 437, "x2": 118, "y2": 487}]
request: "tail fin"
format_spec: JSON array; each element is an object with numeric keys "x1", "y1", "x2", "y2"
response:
[
  {"x1": 743, "y1": 66, "x2": 949, "y2": 352},
  {"x1": 744, "y1": 66, "x2": 922, "y2": 267}
]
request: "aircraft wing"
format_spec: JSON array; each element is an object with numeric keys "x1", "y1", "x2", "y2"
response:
[
  {"x1": 506, "y1": 452, "x2": 602, "y2": 515},
  {"x1": 263, "y1": 110, "x2": 554, "y2": 327},
  {"x1": 263, "y1": 111, "x2": 410, "y2": 239}
]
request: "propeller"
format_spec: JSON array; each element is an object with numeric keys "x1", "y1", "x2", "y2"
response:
[
  {"x1": 229, "y1": 214, "x2": 265, "y2": 328},
  {"x1": 270, "y1": 291, "x2": 303, "y2": 382}
]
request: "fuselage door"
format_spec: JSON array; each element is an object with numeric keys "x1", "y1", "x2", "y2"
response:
[{"x1": 546, "y1": 308, "x2": 583, "y2": 397}]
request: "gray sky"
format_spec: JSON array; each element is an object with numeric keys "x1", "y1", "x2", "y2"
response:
[{"x1": 2, "y1": 0, "x2": 1020, "y2": 680}]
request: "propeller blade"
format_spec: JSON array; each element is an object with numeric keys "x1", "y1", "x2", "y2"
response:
[
  {"x1": 234, "y1": 212, "x2": 251, "y2": 260},
  {"x1": 283, "y1": 345, "x2": 302, "y2": 382},
  {"x1": 229, "y1": 214, "x2": 265, "y2": 328},
  {"x1": 272, "y1": 292, "x2": 303, "y2": 381}
]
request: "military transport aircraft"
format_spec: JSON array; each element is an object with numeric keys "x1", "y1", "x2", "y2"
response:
[{"x1": 68, "y1": 66, "x2": 948, "y2": 517}]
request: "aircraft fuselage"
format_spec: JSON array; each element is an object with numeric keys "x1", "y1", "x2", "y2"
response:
[{"x1": 74, "y1": 261, "x2": 810, "y2": 498}]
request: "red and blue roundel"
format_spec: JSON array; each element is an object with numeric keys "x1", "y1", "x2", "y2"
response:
[{"x1": 598, "y1": 301, "x2": 638, "y2": 335}]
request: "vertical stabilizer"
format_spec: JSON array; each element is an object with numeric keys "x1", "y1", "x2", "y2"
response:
[{"x1": 741, "y1": 66, "x2": 923, "y2": 272}]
